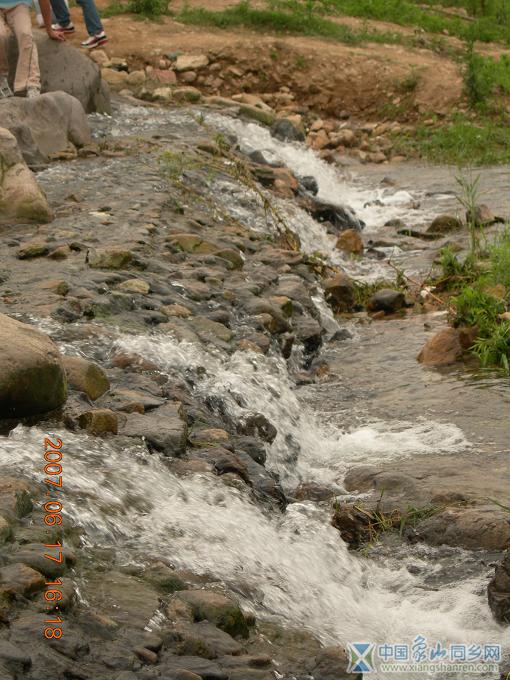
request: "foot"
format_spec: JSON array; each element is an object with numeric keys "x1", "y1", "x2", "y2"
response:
[
  {"x1": 81, "y1": 32, "x2": 108, "y2": 49},
  {"x1": 26, "y1": 86, "x2": 41, "y2": 99},
  {"x1": 52, "y1": 22, "x2": 76, "y2": 34},
  {"x1": 0, "y1": 76, "x2": 13, "y2": 98}
]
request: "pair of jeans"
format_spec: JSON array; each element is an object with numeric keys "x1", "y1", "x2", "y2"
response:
[
  {"x1": 0, "y1": 5, "x2": 40, "y2": 92},
  {"x1": 50, "y1": 0, "x2": 103, "y2": 36}
]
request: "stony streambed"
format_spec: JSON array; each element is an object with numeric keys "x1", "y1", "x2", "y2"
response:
[{"x1": 0, "y1": 99, "x2": 508, "y2": 680}]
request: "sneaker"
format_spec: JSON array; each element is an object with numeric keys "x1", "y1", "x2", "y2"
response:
[
  {"x1": 26, "y1": 86, "x2": 41, "y2": 99},
  {"x1": 0, "y1": 76, "x2": 13, "y2": 98},
  {"x1": 52, "y1": 22, "x2": 75, "y2": 34},
  {"x1": 81, "y1": 32, "x2": 108, "y2": 49}
]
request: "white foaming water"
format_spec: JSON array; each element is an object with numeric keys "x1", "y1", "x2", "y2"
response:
[
  {"x1": 209, "y1": 114, "x2": 426, "y2": 230},
  {"x1": 3, "y1": 423, "x2": 507, "y2": 680},
  {"x1": 114, "y1": 334, "x2": 469, "y2": 492}
]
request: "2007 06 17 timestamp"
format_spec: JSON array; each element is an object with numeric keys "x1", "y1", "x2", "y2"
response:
[{"x1": 42, "y1": 436, "x2": 65, "y2": 641}]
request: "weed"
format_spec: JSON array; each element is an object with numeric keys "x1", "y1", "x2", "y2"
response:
[
  {"x1": 472, "y1": 321, "x2": 510, "y2": 370},
  {"x1": 399, "y1": 68, "x2": 421, "y2": 93},
  {"x1": 451, "y1": 285, "x2": 504, "y2": 329},
  {"x1": 103, "y1": 0, "x2": 167, "y2": 18}
]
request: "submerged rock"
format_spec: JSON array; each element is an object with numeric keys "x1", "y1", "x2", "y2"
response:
[
  {"x1": 175, "y1": 590, "x2": 251, "y2": 638},
  {"x1": 417, "y1": 327, "x2": 463, "y2": 366},
  {"x1": 426, "y1": 214, "x2": 463, "y2": 235},
  {"x1": 0, "y1": 313, "x2": 67, "y2": 418},
  {"x1": 336, "y1": 228, "x2": 364, "y2": 255},
  {"x1": 488, "y1": 551, "x2": 510, "y2": 624},
  {"x1": 367, "y1": 288, "x2": 406, "y2": 314},
  {"x1": 271, "y1": 118, "x2": 305, "y2": 143},
  {"x1": 63, "y1": 356, "x2": 110, "y2": 400}
]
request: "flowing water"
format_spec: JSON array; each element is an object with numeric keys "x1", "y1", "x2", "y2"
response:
[{"x1": 10, "y1": 103, "x2": 510, "y2": 678}]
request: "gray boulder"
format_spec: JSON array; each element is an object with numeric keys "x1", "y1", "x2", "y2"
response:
[
  {"x1": 0, "y1": 91, "x2": 91, "y2": 165},
  {"x1": 367, "y1": 288, "x2": 406, "y2": 314},
  {"x1": 0, "y1": 313, "x2": 67, "y2": 418},
  {"x1": 0, "y1": 127, "x2": 53, "y2": 222},
  {"x1": 8, "y1": 31, "x2": 110, "y2": 113}
]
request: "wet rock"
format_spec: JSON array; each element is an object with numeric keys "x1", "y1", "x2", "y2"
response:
[
  {"x1": 12, "y1": 544, "x2": 76, "y2": 578},
  {"x1": 293, "y1": 316, "x2": 323, "y2": 353},
  {"x1": 312, "y1": 646, "x2": 360, "y2": 680},
  {"x1": 159, "y1": 656, "x2": 227, "y2": 679},
  {"x1": 63, "y1": 356, "x2": 110, "y2": 400},
  {"x1": 175, "y1": 591, "x2": 250, "y2": 638},
  {"x1": 417, "y1": 327, "x2": 463, "y2": 366},
  {"x1": 0, "y1": 313, "x2": 67, "y2": 417},
  {"x1": 323, "y1": 273, "x2": 355, "y2": 313},
  {"x1": 0, "y1": 127, "x2": 53, "y2": 223},
  {"x1": 162, "y1": 304, "x2": 193, "y2": 318},
  {"x1": 143, "y1": 562, "x2": 187, "y2": 593},
  {"x1": 168, "y1": 234, "x2": 218, "y2": 254},
  {"x1": 78, "y1": 408, "x2": 118, "y2": 435},
  {"x1": 294, "y1": 483, "x2": 335, "y2": 502},
  {"x1": 237, "y1": 413, "x2": 277, "y2": 443},
  {"x1": 171, "y1": 621, "x2": 243, "y2": 658},
  {"x1": 87, "y1": 571, "x2": 160, "y2": 629},
  {"x1": 336, "y1": 228, "x2": 364, "y2": 255},
  {"x1": 189, "y1": 317, "x2": 234, "y2": 343},
  {"x1": 416, "y1": 506, "x2": 510, "y2": 550},
  {"x1": 0, "y1": 640, "x2": 31, "y2": 676},
  {"x1": 239, "y1": 104, "x2": 275, "y2": 127},
  {"x1": 0, "y1": 478, "x2": 33, "y2": 518},
  {"x1": 17, "y1": 239, "x2": 49, "y2": 259},
  {"x1": 467, "y1": 204, "x2": 504, "y2": 228},
  {"x1": 215, "y1": 248, "x2": 244, "y2": 270},
  {"x1": 87, "y1": 247, "x2": 134, "y2": 269},
  {"x1": 270, "y1": 118, "x2": 305, "y2": 143},
  {"x1": 367, "y1": 288, "x2": 406, "y2": 314},
  {"x1": 233, "y1": 436, "x2": 266, "y2": 466},
  {"x1": 306, "y1": 197, "x2": 364, "y2": 233},
  {"x1": 426, "y1": 214, "x2": 463, "y2": 234},
  {"x1": 120, "y1": 402, "x2": 188, "y2": 455},
  {"x1": 0, "y1": 563, "x2": 45, "y2": 596},
  {"x1": 300, "y1": 175, "x2": 319, "y2": 195},
  {"x1": 488, "y1": 551, "x2": 510, "y2": 624},
  {"x1": 116, "y1": 278, "x2": 151, "y2": 294}
]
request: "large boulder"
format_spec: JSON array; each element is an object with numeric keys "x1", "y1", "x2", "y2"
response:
[
  {"x1": 0, "y1": 127, "x2": 53, "y2": 222},
  {"x1": 0, "y1": 313, "x2": 67, "y2": 418},
  {"x1": 0, "y1": 91, "x2": 91, "y2": 164},
  {"x1": 417, "y1": 327, "x2": 463, "y2": 366},
  {"x1": 488, "y1": 551, "x2": 510, "y2": 624},
  {"x1": 8, "y1": 31, "x2": 110, "y2": 113}
]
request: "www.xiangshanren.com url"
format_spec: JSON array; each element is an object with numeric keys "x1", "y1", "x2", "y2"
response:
[{"x1": 379, "y1": 662, "x2": 500, "y2": 674}]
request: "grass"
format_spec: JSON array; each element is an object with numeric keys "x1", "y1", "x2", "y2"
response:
[
  {"x1": 437, "y1": 226, "x2": 510, "y2": 371},
  {"x1": 103, "y1": 0, "x2": 168, "y2": 18},
  {"x1": 301, "y1": 0, "x2": 510, "y2": 46},
  {"x1": 394, "y1": 114, "x2": 510, "y2": 166},
  {"x1": 177, "y1": 2, "x2": 419, "y2": 47}
]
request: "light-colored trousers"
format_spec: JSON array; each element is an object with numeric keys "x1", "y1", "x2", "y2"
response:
[{"x1": 0, "y1": 5, "x2": 40, "y2": 92}]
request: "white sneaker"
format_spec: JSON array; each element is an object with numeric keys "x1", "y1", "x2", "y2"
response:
[
  {"x1": 0, "y1": 76, "x2": 13, "y2": 98},
  {"x1": 81, "y1": 32, "x2": 108, "y2": 49},
  {"x1": 26, "y1": 86, "x2": 41, "y2": 99}
]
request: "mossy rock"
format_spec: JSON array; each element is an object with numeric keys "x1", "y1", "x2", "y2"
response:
[{"x1": 63, "y1": 356, "x2": 109, "y2": 400}]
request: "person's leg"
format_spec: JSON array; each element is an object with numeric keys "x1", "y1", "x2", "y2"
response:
[
  {"x1": 5, "y1": 5, "x2": 40, "y2": 93},
  {"x1": 76, "y1": 0, "x2": 103, "y2": 36},
  {"x1": 0, "y1": 11, "x2": 10, "y2": 80},
  {"x1": 49, "y1": 0, "x2": 72, "y2": 27}
]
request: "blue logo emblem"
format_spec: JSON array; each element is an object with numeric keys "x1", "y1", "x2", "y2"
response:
[{"x1": 347, "y1": 642, "x2": 376, "y2": 673}]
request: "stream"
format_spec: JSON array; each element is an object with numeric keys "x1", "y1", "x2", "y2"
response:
[{"x1": 3, "y1": 100, "x2": 509, "y2": 679}]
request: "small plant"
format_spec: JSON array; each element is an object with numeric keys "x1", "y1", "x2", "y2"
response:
[
  {"x1": 455, "y1": 170, "x2": 485, "y2": 256},
  {"x1": 472, "y1": 322, "x2": 510, "y2": 371},
  {"x1": 451, "y1": 285, "x2": 504, "y2": 330},
  {"x1": 399, "y1": 68, "x2": 421, "y2": 93}
]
